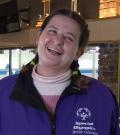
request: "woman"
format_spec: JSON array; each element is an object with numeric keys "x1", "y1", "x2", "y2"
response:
[{"x1": 0, "y1": 9, "x2": 119, "y2": 135}]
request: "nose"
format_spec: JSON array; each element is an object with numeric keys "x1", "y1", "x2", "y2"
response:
[{"x1": 52, "y1": 34, "x2": 64, "y2": 46}]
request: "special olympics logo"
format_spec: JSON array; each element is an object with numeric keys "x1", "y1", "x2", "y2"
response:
[{"x1": 76, "y1": 108, "x2": 91, "y2": 121}]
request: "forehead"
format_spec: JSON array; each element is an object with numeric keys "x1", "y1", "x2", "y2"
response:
[{"x1": 46, "y1": 15, "x2": 81, "y2": 33}]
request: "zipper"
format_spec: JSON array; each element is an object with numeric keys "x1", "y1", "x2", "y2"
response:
[
  {"x1": 50, "y1": 86, "x2": 72, "y2": 135},
  {"x1": 48, "y1": 90, "x2": 69, "y2": 135},
  {"x1": 51, "y1": 116, "x2": 56, "y2": 135}
]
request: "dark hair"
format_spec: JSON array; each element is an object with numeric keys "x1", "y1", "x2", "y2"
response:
[{"x1": 21, "y1": 9, "x2": 89, "y2": 76}]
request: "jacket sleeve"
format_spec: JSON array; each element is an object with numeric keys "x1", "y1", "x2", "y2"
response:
[
  {"x1": 110, "y1": 91, "x2": 120, "y2": 135},
  {"x1": 118, "y1": 107, "x2": 120, "y2": 134},
  {"x1": 118, "y1": 112, "x2": 120, "y2": 134}
]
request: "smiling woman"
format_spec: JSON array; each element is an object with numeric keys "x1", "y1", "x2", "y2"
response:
[
  {"x1": 36, "y1": 15, "x2": 81, "y2": 76},
  {"x1": 0, "y1": 9, "x2": 119, "y2": 135}
]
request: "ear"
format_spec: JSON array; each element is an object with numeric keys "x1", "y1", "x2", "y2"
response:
[
  {"x1": 75, "y1": 47, "x2": 84, "y2": 60},
  {"x1": 35, "y1": 31, "x2": 41, "y2": 47}
]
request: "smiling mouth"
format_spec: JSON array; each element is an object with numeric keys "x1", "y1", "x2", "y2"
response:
[{"x1": 47, "y1": 47, "x2": 62, "y2": 55}]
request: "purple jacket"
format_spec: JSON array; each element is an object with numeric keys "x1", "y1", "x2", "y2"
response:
[{"x1": 0, "y1": 72, "x2": 119, "y2": 135}]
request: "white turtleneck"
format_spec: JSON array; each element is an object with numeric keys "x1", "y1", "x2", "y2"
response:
[{"x1": 32, "y1": 65, "x2": 71, "y2": 114}]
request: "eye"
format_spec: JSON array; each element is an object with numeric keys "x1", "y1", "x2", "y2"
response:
[{"x1": 64, "y1": 36, "x2": 74, "y2": 43}]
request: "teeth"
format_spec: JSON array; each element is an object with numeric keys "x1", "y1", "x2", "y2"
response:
[
  {"x1": 49, "y1": 47, "x2": 58, "y2": 52},
  {"x1": 47, "y1": 47, "x2": 61, "y2": 55}
]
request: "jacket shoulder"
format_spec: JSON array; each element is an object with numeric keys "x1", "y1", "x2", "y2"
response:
[
  {"x1": 75, "y1": 75, "x2": 118, "y2": 103},
  {"x1": 0, "y1": 75, "x2": 18, "y2": 97}
]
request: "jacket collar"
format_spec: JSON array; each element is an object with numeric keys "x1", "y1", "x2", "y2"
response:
[{"x1": 10, "y1": 71, "x2": 91, "y2": 111}]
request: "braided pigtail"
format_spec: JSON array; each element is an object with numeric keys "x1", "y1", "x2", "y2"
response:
[
  {"x1": 71, "y1": 60, "x2": 91, "y2": 89},
  {"x1": 20, "y1": 53, "x2": 39, "y2": 75},
  {"x1": 71, "y1": 60, "x2": 81, "y2": 79}
]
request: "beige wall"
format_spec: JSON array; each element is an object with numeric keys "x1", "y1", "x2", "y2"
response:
[
  {"x1": 87, "y1": 17, "x2": 120, "y2": 42},
  {"x1": 0, "y1": 28, "x2": 39, "y2": 48}
]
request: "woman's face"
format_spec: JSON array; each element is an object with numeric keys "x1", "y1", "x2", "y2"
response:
[{"x1": 37, "y1": 15, "x2": 82, "y2": 75}]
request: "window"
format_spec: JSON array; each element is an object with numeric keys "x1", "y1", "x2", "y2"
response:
[{"x1": 0, "y1": 48, "x2": 35, "y2": 79}]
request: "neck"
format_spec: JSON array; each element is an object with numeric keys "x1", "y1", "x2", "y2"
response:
[{"x1": 36, "y1": 64, "x2": 69, "y2": 77}]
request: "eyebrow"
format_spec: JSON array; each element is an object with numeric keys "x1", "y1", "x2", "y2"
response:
[
  {"x1": 47, "y1": 25, "x2": 77, "y2": 40},
  {"x1": 47, "y1": 26, "x2": 57, "y2": 30}
]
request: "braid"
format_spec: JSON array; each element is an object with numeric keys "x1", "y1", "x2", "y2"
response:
[
  {"x1": 20, "y1": 53, "x2": 39, "y2": 75},
  {"x1": 71, "y1": 60, "x2": 81, "y2": 78}
]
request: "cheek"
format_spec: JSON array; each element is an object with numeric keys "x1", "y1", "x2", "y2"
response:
[
  {"x1": 65, "y1": 44, "x2": 78, "y2": 56},
  {"x1": 37, "y1": 35, "x2": 49, "y2": 48},
  {"x1": 37, "y1": 37, "x2": 46, "y2": 57},
  {"x1": 37, "y1": 40, "x2": 44, "y2": 52}
]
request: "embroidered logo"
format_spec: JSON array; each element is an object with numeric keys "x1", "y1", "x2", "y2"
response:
[
  {"x1": 72, "y1": 107, "x2": 98, "y2": 135},
  {"x1": 76, "y1": 108, "x2": 91, "y2": 121}
]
